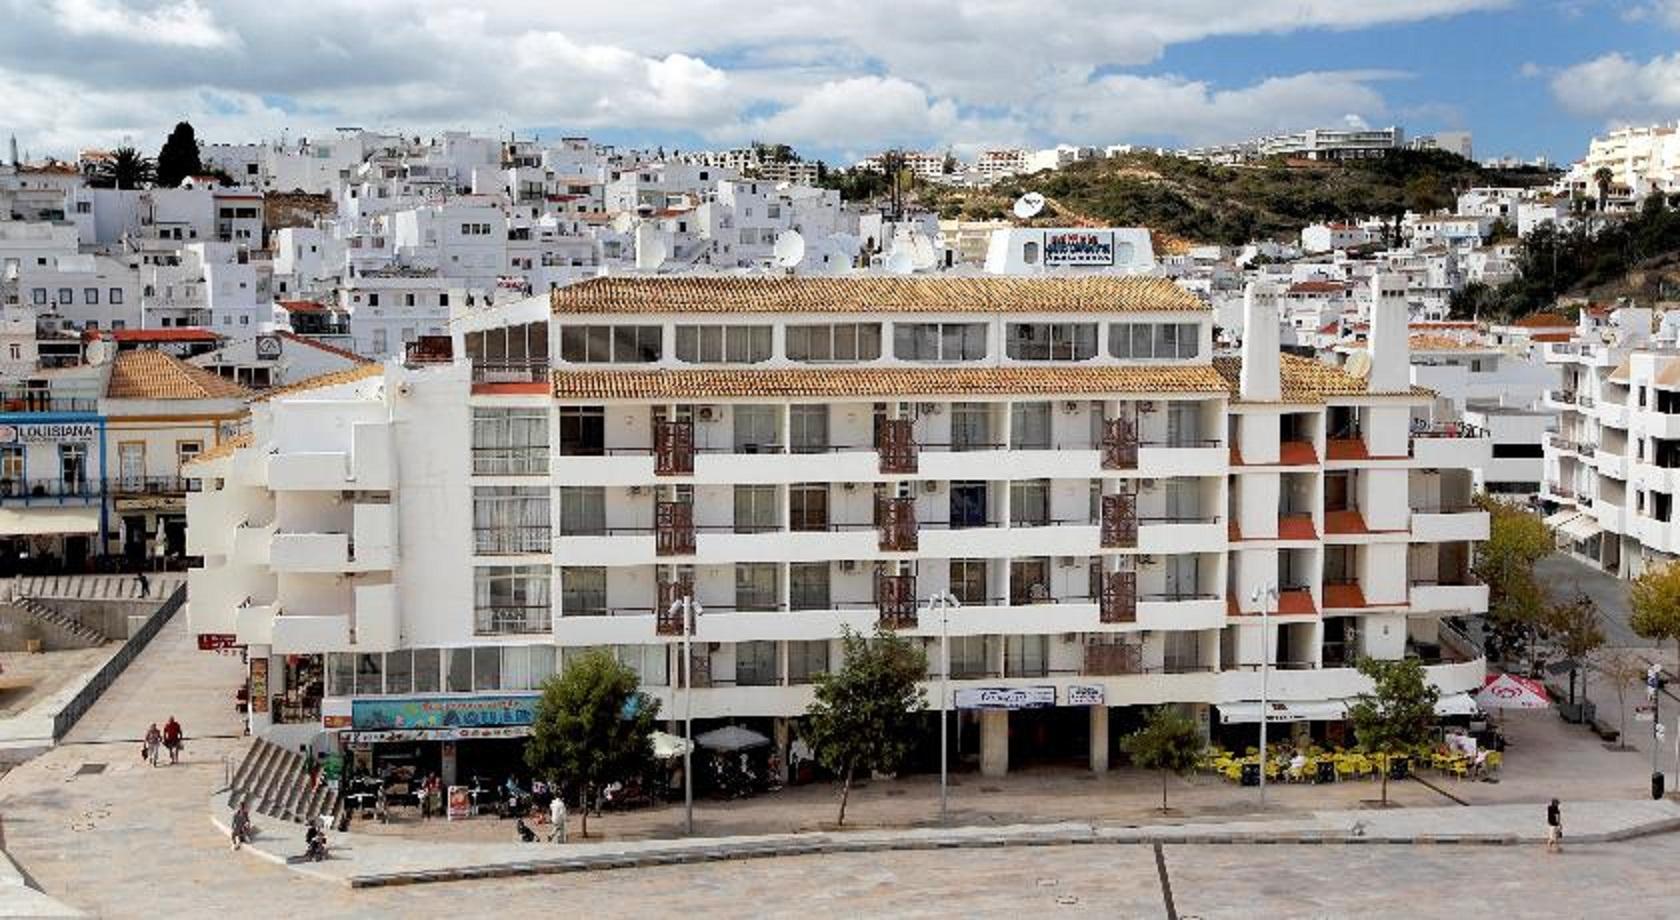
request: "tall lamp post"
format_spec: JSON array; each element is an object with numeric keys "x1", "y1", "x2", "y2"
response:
[
  {"x1": 927, "y1": 590, "x2": 960, "y2": 823},
  {"x1": 666, "y1": 595, "x2": 703, "y2": 835},
  {"x1": 1251, "y1": 582, "x2": 1277, "y2": 809}
]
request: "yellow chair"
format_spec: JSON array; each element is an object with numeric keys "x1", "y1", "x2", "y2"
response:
[
  {"x1": 1449, "y1": 758, "x2": 1471, "y2": 781},
  {"x1": 1483, "y1": 751, "x2": 1503, "y2": 775}
]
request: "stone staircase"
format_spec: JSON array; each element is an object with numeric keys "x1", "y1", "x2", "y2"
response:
[
  {"x1": 8, "y1": 595, "x2": 106, "y2": 646},
  {"x1": 10, "y1": 573, "x2": 186, "y2": 602},
  {"x1": 226, "y1": 738, "x2": 340, "y2": 825}
]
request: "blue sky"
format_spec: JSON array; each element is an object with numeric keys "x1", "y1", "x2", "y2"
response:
[{"x1": 3, "y1": 1, "x2": 1679, "y2": 166}]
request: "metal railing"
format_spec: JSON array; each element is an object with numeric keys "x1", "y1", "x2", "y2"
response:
[
  {"x1": 0, "y1": 391, "x2": 98, "y2": 413},
  {"x1": 471, "y1": 361, "x2": 549, "y2": 383},
  {"x1": 472, "y1": 526, "x2": 552, "y2": 555},
  {"x1": 0, "y1": 478, "x2": 102, "y2": 505},
  {"x1": 473, "y1": 606, "x2": 553, "y2": 636},
  {"x1": 111, "y1": 476, "x2": 198, "y2": 496},
  {"x1": 53, "y1": 584, "x2": 185, "y2": 741}
]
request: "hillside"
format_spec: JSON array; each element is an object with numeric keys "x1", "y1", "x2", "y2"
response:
[{"x1": 914, "y1": 150, "x2": 1555, "y2": 246}]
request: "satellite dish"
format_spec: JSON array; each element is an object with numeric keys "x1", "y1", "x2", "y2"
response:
[
  {"x1": 1343, "y1": 350, "x2": 1372, "y2": 380},
  {"x1": 910, "y1": 233, "x2": 937, "y2": 270},
  {"x1": 774, "y1": 230, "x2": 806, "y2": 268},
  {"x1": 885, "y1": 249, "x2": 915, "y2": 275},
  {"x1": 1013, "y1": 192, "x2": 1046, "y2": 220}
]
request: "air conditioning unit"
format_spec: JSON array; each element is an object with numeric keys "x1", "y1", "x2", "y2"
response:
[
  {"x1": 923, "y1": 481, "x2": 941, "y2": 493},
  {"x1": 1140, "y1": 479, "x2": 1160, "y2": 491},
  {"x1": 1057, "y1": 556, "x2": 1078, "y2": 568},
  {"x1": 1138, "y1": 554, "x2": 1158, "y2": 566},
  {"x1": 918, "y1": 402, "x2": 942, "y2": 415},
  {"x1": 839, "y1": 560, "x2": 858, "y2": 572},
  {"x1": 627, "y1": 485, "x2": 645, "y2": 496},
  {"x1": 1062, "y1": 401, "x2": 1081, "y2": 414},
  {"x1": 696, "y1": 405, "x2": 718, "y2": 422},
  {"x1": 842, "y1": 482, "x2": 858, "y2": 491},
  {"x1": 1138, "y1": 401, "x2": 1158, "y2": 413}
]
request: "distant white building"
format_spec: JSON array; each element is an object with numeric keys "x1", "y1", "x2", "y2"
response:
[
  {"x1": 982, "y1": 228, "x2": 1155, "y2": 274},
  {"x1": 1300, "y1": 223, "x2": 1370, "y2": 254}
]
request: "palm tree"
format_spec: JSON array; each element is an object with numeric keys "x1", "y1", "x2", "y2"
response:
[
  {"x1": 95, "y1": 147, "x2": 155, "y2": 190},
  {"x1": 1593, "y1": 166, "x2": 1614, "y2": 212}
]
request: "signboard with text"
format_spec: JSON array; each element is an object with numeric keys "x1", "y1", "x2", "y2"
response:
[
  {"x1": 351, "y1": 694, "x2": 538, "y2": 731},
  {"x1": 0, "y1": 422, "x2": 97, "y2": 444},
  {"x1": 197, "y1": 633, "x2": 239, "y2": 651},
  {"x1": 248, "y1": 658, "x2": 269, "y2": 714},
  {"x1": 1066, "y1": 685, "x2": 1105, "y2": 706},
  {"x1": 954, "y1": 686, "x2": 1056, "y2": 710},
  {"x1": 1043, "y1": 231, "x2": 1114, "y2": 267}
]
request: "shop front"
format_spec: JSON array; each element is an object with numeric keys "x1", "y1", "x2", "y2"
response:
[
  {"x1": 0, "y1": 413, "x2": 108, "y2": 574},
  {"x1": 337, "y1": 694, "x2": 539, "y2": 788}
]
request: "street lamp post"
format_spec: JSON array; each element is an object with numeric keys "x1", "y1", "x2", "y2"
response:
[
  {"x1": 927, "y1": 590, "x2": 960, "y2": 823},
  {"x1": 667, "y1": 595, "x2": 703, "y2": 835},
  {"x1": 1251, "y1": 582, "x2": 1278, "y2": 809}
]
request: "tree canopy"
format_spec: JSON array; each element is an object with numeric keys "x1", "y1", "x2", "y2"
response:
[
  {"x1": 1473, "y1": 498, "x2": 1554, "y2": 671},
  {"x1": 91, "y1": 147, "x2": 154, "y2": 190},
  {"x1": 155, "y1": 121, "x2": 203, "y2": 189},
  {"x1": 1120, "y1": 706, "x2": 1204, "y2": 811},
  {"x1": 803, "y1": 625, "x2": 927, "y2": 825},
  {"x1": 1348, "y1": 657, "x2": 1440, "y2": 805},
  {"x1": 1630, "y1": 561, "x2": 1680, "y2": 665},
  {"x1": 524, "y1": 649, "x2": 661, "y2": 837}
]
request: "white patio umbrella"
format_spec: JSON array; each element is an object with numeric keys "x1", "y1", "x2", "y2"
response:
[
  {"x1": 649, "y1": 730, "x2": 694, "y2": 760},
  {"x1": 695, "y1": 725, "x2": 770, "y2": 752}
]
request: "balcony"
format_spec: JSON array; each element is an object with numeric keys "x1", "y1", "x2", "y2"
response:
[
  {"x1": 474, "y1": 605, "x2": 553, "y2": 637},
  {"x1": 1546, "y1": 389, "x2": 1577, "y2": 408},
  {"x1": 232, "y1": 520, "x2": 276, "y2": 566},
  {"x1": 1597, "y1": 453, "x2": 1629, "y2": 479},
  {"x1": 1600, "y1": 403, "x2": 1630, "y2": 429},
  {"x1": 1410, "y1": 506, "x2": 1489, "y2": 542},
  {"x1": 876, "y1": 419, "x2": 917, "y2": 474},
  {"x1": 270, "y1": 610, "x2": 350, "y2": 653},
  {"x1": 1099, "y1": 571, "x2": 1137, "y2": 623},
  {"x1": 655, "y1": 501, "x2": 695, "y2": 556},
  {"x1": 1409, "y1": 579, "x2": 1490, "y2": 614},
  {"x1": 1100, "y1": 418, "x2": 1138, "y2": 471},
  {"x1": 1641, "y1": 411, "x2": 1680, "y2": 440},
  {"x1": 0, "y1": 478, "x2": 101, "y2": 506},
  {"x1": 1138, "y1": 439, "x2": 1226, "y2": 477},
  {"x1": 877, "y1": 497, "x2": 918, "y2": 552},
  {"x1": 0, "y1": 390, "x2": 98, "y2": 414},
  {"x1": 473, "y1": 524, "x2": 551, "y2": 557},
  {"x1": 1137, "y1": 515, "x2": 1225, "y2": 552},
  {"x1": 876, "y1": 573, "x2": 916, "y2": 629},
  {"x1": 112, "y1": 475, "x2": 196, "y2": 498},
  {"x1": 1100, "y1": 494, "x2": 1138, "y2": 548},
  {"x1": 1411, "y1": 422, "x2": 1493, "y2": 467},
  {"x1": 270, "y1": 532, "x2": 349, "y2": 572}
]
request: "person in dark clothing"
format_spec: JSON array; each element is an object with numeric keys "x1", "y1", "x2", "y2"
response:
[
  {"x1": 136, "y1": 570, "x2": 150, "y2": 597},
  {"x1": 1546, "y1": 798, "x2": 1562, "y2": 853}
]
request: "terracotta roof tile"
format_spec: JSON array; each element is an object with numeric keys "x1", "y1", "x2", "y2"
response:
[
  {"x1": 1513, "y1": 312, "x2": 1572, "y2": 328},
  {"x1": 275, "y1": 331, "x2": 371, "y2": 364},
  {"x1": 249, "y1": 363, "x2": 384, "y2": 403},
  {"x1": 1213, "y1": 354, "x2": 1428, "y2": 403},
  {"x1": 104, "y1": 350, "x2": 252, "y2": 400},
  {"x1": 93, "y1": 328, "x2": 221, "y2": 343},
  {"x1": 550, "y1": 276, "x2": 1207, "y2": 315},
  {"x1": 553, "y1": 365, "x2": 1229, "y2": 400},
  {"x1": 184, "y1": 432, "x2": 251, "y2": 467}
]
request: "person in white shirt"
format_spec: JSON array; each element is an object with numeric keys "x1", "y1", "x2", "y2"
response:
[{"x1": 549, "y1": 792, "x2": 567, "y2": 843}]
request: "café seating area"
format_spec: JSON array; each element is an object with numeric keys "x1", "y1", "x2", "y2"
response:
[{"x1": 1200, "y1": 741, "x2": 1503, "y2": 785}]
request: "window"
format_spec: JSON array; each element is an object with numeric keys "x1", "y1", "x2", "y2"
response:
[
  {"x1": 735, "y1": 563, "x2": 779, "y2": 611},
  {"x1": 327, "y1": 653, "x2": 355, "y2": 696},
  {"x1": 1109, "y1": 323, "x2": 1200, "y2": 359},
  {"x1": 1164, "y1": 477, "x2": 1202, "y2": 520},
  {"x1": 1005, "y1": 635, "x2": 1048, "y2": 677},
  {"x1": 561, "y1": 567, "x2": 607, "y2": 616},
  {"x1": 949, "y1": 635, "x2": 994, "y2": 678},
  {"x1": 473, "y1": 486, "x2": 550, "y2": 554},
  {"x1": 733, "y1": 405, "x2": 779, "y2": 453},
  {"x1": 786, "y1": 323, "x2": 882, "y2": 362},
  {"x1": 1010, "y1": 558, "x2": 1052, "y2": 604},
  {"x1": 1166, "y1": 401, "x2": 1203, "y2": 447},
  {"x1": 371, "y1": 328, "x2": 388, "y2": 355},
  {"x1": 558, "y1": 406, "x2": 604, "y2": 456},
  {"x1": 559, "y1": 325, "x2": 661, "y2": 363},
  {"x1": 59, "y1": 443, "x2": 87, "y2": 491},
  {"x1": 31, "y1": 289, "x2": 45, "y2": 306},
  {"x1": 674, "y1": 324, "x2": 772, "y2": 363},
  {"x1": 176, "y1": 441, "x2": 201, "y2": 474},
  {"x1": 734, "y1": 485, "x2": 779, "y2": 533},
  {"x1": 57, "y1": 288, "x2": 72, "y2": 305},
  {"x1": 1010, "y1": 402, "x2": 1052, "y2": 450},
  {"x1": 1006, "y1": 323, "x2": 1097, "y2": 360},
  {"x1": 736, "y1": 641, "x2": 778, "y2": 686},
  {"x1": 472, "y1": 407, "x2": 548, "y2": 474},
  {"x1": 558, "y1": 487, "x2": 606, "y2": 536},
  {"x1": 413, "y1": 648, "x2": 440, "y2": 693},
  {"x1": 950, "y1": 482, "x2": 989, "y2": 528},
  {"x1": 384, "y1": 650, "x2": 413, "y2": 695},
  {"x1": 789, "y1": 404, "x2": 829, "y2": 453},
  {"x1": 788, "y1": 640, "x2": 829, "y2": 683},
  {"x1": 84, "y1": 288, "x2": 99, "y2": 305},
  {"x1": 446, "y1": 648, "x2": 473, "y2": 692},
  {"x1": 1163, "y1": 554, "x2": 1201, "y2": 598},
  {"x1": 473, "y1": 647, "x2": 501, "y2": 692},
  {"x1": 1010, "y1": 479, "x2": 1050, "y2": 526},
  {"x1": 950, "y1": 403, "x2": 992, "y2": 451},
  {"x1": 893, "y1": 323, "x2": 986, "y2": 361},
  {"x1": 789, "y1": 483, "x2": 829, "y2": 531},
  {"x1": 949, "y1": 559, "x2": 989, "y2": 605},
  {"x1": 789, "y1": 562, "x2": 831, "y2": 610},
  {"x1": 355, "y1": 653, "x2": 383, "y2": 695}
]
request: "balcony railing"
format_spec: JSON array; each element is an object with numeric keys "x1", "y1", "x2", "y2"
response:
[
  {"x1": 1100, "y1": 493, "x2": 1138, "y2": 548},
  {"x1": 473, "y1": 606, "x2": 553, "y2": 636},
  {"x1": 471, "y1": 361, "x2": 549, "y2": 383},
  {"x1": 1083, "y1": 643, "x2": 1142, "y2": 676},
  {"x1": 877, "y1": 497, "x2": 918, "y2": 552},
  {"x1": 1548, "y1": 389, "x2": 1577, "y2": 405},
  {"x1": 0, "y1": 478, "x2": 102, "y2": 505},
  {"x1": 471, "y1": 448, "x2": 548, "y2": 476},
  {"x1": 112, "y1": 475, "x2": 197, "y2": 496},
  {"x1": 876, "y1": 573, "x2": 917, "y2": 629},
  {"x1": 655, "y1": 501, "x2": 695, "y2": 556},
  {"x1": 0, "y1": 391, "x2": 98, "y2": 413},
  {"x1": 1100, "y1": 418, "x2": 1139, "y2": 470},
  {"x1": 473, "y1": 526, "x2": 552, "y2": 555},
  {"x1": 1099, "y1": 571, "x2": 1138, "y2": 623},
  {"x1": 877, "y1": 419, "x2": 917, "y2": 474},
  {"x1": 654, "y1": 420, "x2": 694, "y2": 476}
]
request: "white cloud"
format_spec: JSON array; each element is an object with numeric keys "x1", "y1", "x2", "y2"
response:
[
  {"x1": 0, "y1": 0, "x2": 1508, "y2": 159},
  {"x1": 1623, "y1": 1, "x2": 1680, "y2": 28},
  {"x1": 49, "y1": 0, "x2": 241, "y2": 49},
  {"x1": 1551, "y1": 52, "x2": 1680, "y2": 123}
]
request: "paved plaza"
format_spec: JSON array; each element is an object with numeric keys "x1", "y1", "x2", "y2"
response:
[{"x1": 3, "y1": 570, "x2": 1680, "y2": 916}]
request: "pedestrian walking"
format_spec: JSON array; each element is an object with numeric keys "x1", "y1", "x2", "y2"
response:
[
  {"x1": 230, "y1": 802, "x2": 252, "y2": 851},
  {"x1": 135, "y1": 569, "x2": 149, "y2": 598},
  {"x1": 162, "y1": 716, "x2": 183, "y2": 764},
  {"x1": 143, "y1": 723, "x2": 162, "y2": 767},
  {"x1": 549, "y1": 792, "x2": 567, "y2": 843},
  {"x1": 1546, "y1": 798, "x2": 1563, "y2": 853}
]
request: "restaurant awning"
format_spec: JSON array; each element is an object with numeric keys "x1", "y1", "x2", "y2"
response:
[
  {"x1": 1434, "y1": 692, "x2": 1480, "y2": 717},
  {"x1": 1559, "y1": 514, "x2": 1601, "y2": 543},
  {"x1": 0, "y1": 506, "x2": 100, "y2": 537},
  {"x1": 1543, "y1": 509, "x2": 1581, "y2": 530},
  {"x1": 1219, "y1": 699, "x2": 1348, "y2": 724}
]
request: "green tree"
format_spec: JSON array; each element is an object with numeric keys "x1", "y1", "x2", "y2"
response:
[
  {"x1": 1120, "y1": 707, "x2": 1204, "y2": 811},
  {"x1": 1473, "y1": 498, "x2": 1554, "y2": 671},
  {"x1": 155, "y1": 121, "x2": 203, "y2": 188},
  {"x1": 1594, "y1": 166, "x2": 1614, "y2": 211},
  {"x1": 804, "y1": 625, "x2": 927, "y2": 826},
  {"x1": 1596, "y1": 649, "x2": 1647, "y2": 750},
  {"x1": 93, "y1": 147, "x2": 154, "y2": 190},
  {"x1": 1347, "y1": 657, "x2": 1440, "y2": 805},
  {"x1": 1544, "y1": 589, "x2": 1605, "y2": 707},
  {"x1": 1630, "y1": 561, "x2": 1680, "y2": 666},
  {"x1": 524, "y1": 649, "x2": 661, "y2": 838}
]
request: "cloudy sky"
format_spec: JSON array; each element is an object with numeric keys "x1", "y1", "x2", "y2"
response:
[{"x1": 4, "y1": 0, "x2": 1680, "y2": 165}]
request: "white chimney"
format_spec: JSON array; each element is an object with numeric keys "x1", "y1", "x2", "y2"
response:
[
  {"x1": 1240, "y1": 282, "x2": 1280, "y2": 402},
  {"x1": 1367, "y1": 273, "x2": 1409, "y2": 392}
]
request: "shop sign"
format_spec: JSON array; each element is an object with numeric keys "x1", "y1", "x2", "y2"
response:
[
  {"x1": 341, "y1": 725, "x2": 533, "y2": 743},
  {"x1": 255, "y1": 335, "x2": 283, "y2": 361},
  {"x1": 323, "y1": 715, "x2": 352, "y2": 729},
  {"x1": 248, "y1": 659, "x2": 269, "y2": 713},
  {"x1": 1067, "y1": 685, "x2": 1105, "y2": 706},
  {"x1": 352, "y1": 694, "x2": 538, "y2": 730},
  {"x1": 0, "y1": 422, "x2": 97, "y2": 443},
  {"x1": 197, "y1": 633, "x2": 240, "y2": 651},
  {"x1": 954, "y1": 686, "x2": 1056, "y2": 710},
  {"x1": 447, "y1": 785, "x2": 470, "y2": 820},
  {"x1": 1043, "y1": 231, "x2": 1113, "y2": 267}
]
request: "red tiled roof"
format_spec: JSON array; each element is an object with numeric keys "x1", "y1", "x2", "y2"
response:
[
  {"x1": 278, "y1": 300, "x2": 328, "y2": 313},
  {"x1": 94, "y1": 328, "x2": 221, "y2": 343},
  {"x1": 1286, "y1": 281, "x2": 1347, "y2": 295},
  {"x1": 274, "y1": 331, "x2": 369, "y2": 364},
  {"x1": 1514, "y1": 312, "x2": 1572, "y2": 328}
]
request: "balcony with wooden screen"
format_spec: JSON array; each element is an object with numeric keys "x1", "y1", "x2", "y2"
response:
[
  {"x1": 877, "y1": 496, "x2": 919, "y2": 551},
  {"x1": 654, "y1": 420, "x2": 694, "y2": 476},
  {"x1": 1100, "y1": 417, "x2": 1139, "y2": 470},
  {"x1": 877, "y1": 418, "x2": 917, "y2": 474},
  {"x1": 1100, "y1": 492, "x2": 1139, "y2": 548},
  {"x1": 1099, "y1": 570, "x2": 1138, "y2": 623},
  {"x1": 655, "y1": 500, "x2": 696, "y2": 556},
  {"x1": 876, "y1": 572, "x2": 917, "y2": 629}
]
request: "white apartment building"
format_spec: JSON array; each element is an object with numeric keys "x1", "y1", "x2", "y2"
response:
[
  {"x1": 185, "y1": 275, "x2": 1488, "y2": 780},
  {"x1": 340, "y1": 271, "x2": 457, "y2": 358},
  {"x1": 1300, "y1": 223, "x2": 1370, "y2": 254},
  {"x1": 976, "y1": 149, "x2": 1029, "y2": 182},
  {"x1": 1575, "y1": 123, "x2": 1680, "y2": 200}
]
